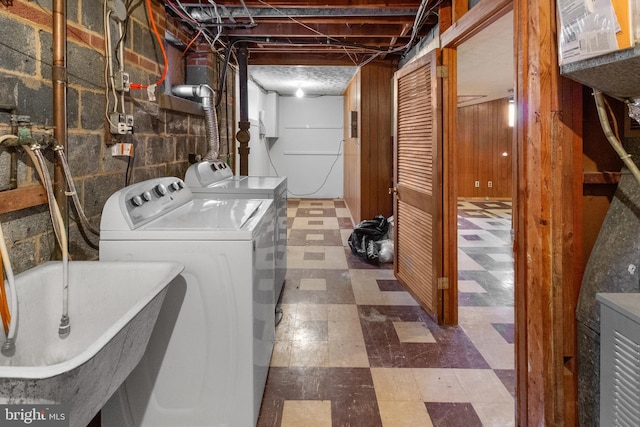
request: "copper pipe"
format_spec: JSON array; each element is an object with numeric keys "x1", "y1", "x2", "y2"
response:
[
  {"x1": 52, "y1": 0, "x2": 68, "y2": 254},
  {"x1": 0, "y1": 105, "x2": 18, "y2": 190}
]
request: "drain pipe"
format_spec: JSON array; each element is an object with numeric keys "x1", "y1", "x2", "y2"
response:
[
  {"x1": 172, "y1": 84, "x2": 220, "y2": 160},
  {"x1": 236, "y1": 44, "x2": 250, "y2": 175},
  {"x1": 52, "y1": 0, "x2": 68, "y2": 244}
]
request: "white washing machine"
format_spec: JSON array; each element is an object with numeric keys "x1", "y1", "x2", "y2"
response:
[
  {"x1": 99, "y1": 177, "x2": 275, "y2": 427},
  {"x1": 185, "y1": 160, "x2": 287, "y2": 303}
]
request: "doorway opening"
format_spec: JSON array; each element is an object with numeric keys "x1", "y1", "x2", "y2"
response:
[{"x1": 453, "y1": 9, "x2": 516, "y2": 423}]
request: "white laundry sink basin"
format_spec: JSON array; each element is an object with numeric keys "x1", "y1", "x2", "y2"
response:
[{"x1": 0, "y1": 260, "x2": 183, "y2": 427}]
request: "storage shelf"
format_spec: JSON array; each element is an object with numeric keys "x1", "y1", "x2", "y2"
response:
[{"x1": 561, "y1": 45, "x2": 640, "y2": 98}]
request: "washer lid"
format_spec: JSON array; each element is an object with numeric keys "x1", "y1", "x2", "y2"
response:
[
  {"x1": 191, "y1": 176, "x2": 287, "y2": 194},
  {"x1": 143, "y1": 198, "x2": 264, "y2": 231}
]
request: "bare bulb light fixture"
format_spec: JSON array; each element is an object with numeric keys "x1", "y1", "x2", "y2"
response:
[{"x1": 296, "y1": 87, "x2": 304, "y2": 98}]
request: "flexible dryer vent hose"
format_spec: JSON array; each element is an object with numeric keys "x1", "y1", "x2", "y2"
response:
[{"x1": 172, "y1": 84, "x2": 219, "y2": 160}]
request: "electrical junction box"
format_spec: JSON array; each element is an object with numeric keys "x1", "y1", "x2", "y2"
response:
[
  {"x1": 114, "y1": 71, "x2": 130, "y2": 92},
  {"x1": 111, "y1": 142, "x2": 134, "y2": 157},
  {"x1": 109, "y1": 113, "x2": 134, "y2": 135}
]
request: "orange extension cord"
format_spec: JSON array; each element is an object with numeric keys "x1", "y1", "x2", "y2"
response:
[
  {"x1": 0, "y1": 257, "x2": 10, "y2": 336},
  {"x1": 130, "y1": 0, "x2": 168, "y2": 91}
]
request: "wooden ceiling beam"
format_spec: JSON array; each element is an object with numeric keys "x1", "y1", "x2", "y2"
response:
[
  {"x1": 223, "y1": 22, "x2": 412, "y2": 37},
  {"x1": 177, "y1": 0, "x2": 423, "y2": 8},
  {"x1": 247, "y1": 51, "x2": 379, "y2": 65}
]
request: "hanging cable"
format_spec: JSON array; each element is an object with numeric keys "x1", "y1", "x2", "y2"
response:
[
  {"x1": 130, "y1": 0, "x2": 168, "y2": 90},
  {"x1": 267, "y1": 139, "x2": 344, "y2": 197},
  {"x1": 53, "y1": 145, "x2": 100, "y2": 236},
  {"x1": 103, "y1": 3, "x2": 118, "y2": 130}
]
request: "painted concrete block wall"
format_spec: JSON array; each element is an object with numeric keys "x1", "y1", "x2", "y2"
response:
[
  {"x1": 0, "y1": 1, "x2": 232, "y2": 273},
  {"x1": 268, "y1": 96, "x2": 344, "y2": 198}
]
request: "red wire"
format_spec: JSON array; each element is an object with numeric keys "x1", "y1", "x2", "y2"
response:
[
  {"x1": 181, "y1": 28, "x2": 203, "y2": 59},
  {"x1": 130, "y1": 0, "x2": 168, "y2": 90}
]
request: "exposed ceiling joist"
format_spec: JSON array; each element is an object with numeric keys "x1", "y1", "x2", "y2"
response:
[{"x1": 165, "y1": 0, "x2": 434, "y2": 65}]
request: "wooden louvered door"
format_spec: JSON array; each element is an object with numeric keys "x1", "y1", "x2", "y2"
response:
[{"x1": 392, "y1": 49, "x2": 443, "y2": 322}]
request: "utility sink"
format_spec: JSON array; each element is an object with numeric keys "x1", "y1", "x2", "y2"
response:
[{"x1": 0, "y1": 261, "x2": 184, "y2": 427}]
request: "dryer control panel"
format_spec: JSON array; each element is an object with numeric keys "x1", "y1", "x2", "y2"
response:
[
  {"x1": 184, "y1": 160, "x2": 234, "y2": 187},
  {"x1": 101, "y1": 177, "x2": 192, "y2": 231}
]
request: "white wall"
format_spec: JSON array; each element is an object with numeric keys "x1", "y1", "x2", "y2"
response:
[{"x1": 268, "y1": 96, "x2": 344, "y2": 198}]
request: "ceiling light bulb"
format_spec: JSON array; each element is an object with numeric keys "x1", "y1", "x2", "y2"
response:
[{"x1": 296, "y1": 87, "x2": 304, "y2": 98}]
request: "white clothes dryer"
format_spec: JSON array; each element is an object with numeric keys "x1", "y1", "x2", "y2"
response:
[
  {"x1": 99, "y1": 177, "x2": 275, "y2": 427},
  {"x1": 185, "y1": 160, "x2": 287, "y2": 303}
]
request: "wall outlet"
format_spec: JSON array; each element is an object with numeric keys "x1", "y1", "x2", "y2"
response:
[
  {"x1": 109, "y1": 113, "x2": 134, "y2": 134},
  {"x1": 474, "y1": 180, "x2": 480, "y2": 188},
  {"x1": 488, "y1": 181, "x2": 493, "y2": 188}
]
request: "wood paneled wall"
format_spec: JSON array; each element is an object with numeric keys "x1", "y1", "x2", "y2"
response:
[
  {"x1": 457, "y1": 98, "x2": 512, "y2": 198},
  {"x1": 343, "y1": 61, "x2": 395, "y2": 224}
]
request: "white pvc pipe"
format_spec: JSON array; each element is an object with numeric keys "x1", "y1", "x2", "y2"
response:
[
  {"x1": 0, "y1": 134, "x2": 18, "y2": 146},
  {"x1": 0, "y1": 221, "x2": 18, "y2": 355}
]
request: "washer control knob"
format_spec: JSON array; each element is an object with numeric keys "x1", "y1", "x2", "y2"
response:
[
  {"x1": 154, "y1": 183, "x2": 167, "y2": 197},
  {"x1": 142, "y1": 191, "x2": 152, "y2": 201},
  {"x1": 169, "y1": 181, "x2": 180, "y2": 192},
  {"x1": 176, "y1": 180, "x2": 185, "y2": 189},
  {"x1": 131, "y1": 195, "x2": 144, "y2": 207}
]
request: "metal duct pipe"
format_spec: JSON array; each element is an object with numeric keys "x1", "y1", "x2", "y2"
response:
[
  {"x1": 172, "y1": 84, "x2": 219, "y2": 160},
  {"x1": 52, "y1": 0, "x2": 68, "y2": 242}
]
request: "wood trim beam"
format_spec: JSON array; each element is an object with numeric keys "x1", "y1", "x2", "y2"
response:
[
  {"x1": 582, "y1": 171, "x2": 620, "y2": 184},
  {"x1": 440, "y1": 0, "x2": 512, "y2": 48},
  {"x1": 0, "y1": 185, "x2": 47, "y2": 214},
  {"x1": 514, "y1": 0, "x2": 582, "y2": 422},
  {"x1": 453, "y1": 0, "x2": 469, "y2": 22},
  {"x1": 441, "y1": 47, "x2": 458, "y2": 325}
]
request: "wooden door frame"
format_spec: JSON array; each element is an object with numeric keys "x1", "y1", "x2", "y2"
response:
[
  {"x1": 440, "y1": 0, "x2": 584, "y2": 424},
  {"x1": 439, "y1": 0, "x2": 513, "y2": 325}
]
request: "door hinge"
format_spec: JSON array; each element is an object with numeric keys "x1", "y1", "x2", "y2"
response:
[
  {"x1": 436, "y1": 66, "x2": 448, "y2": 78},
  {"x1": 437, "y1": 277, "x2": 449, "y2": 290}
]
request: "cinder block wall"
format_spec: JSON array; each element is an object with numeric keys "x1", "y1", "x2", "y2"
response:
[{"x1": 0, "y1": 0, "x2": 235, "y2": 272}]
